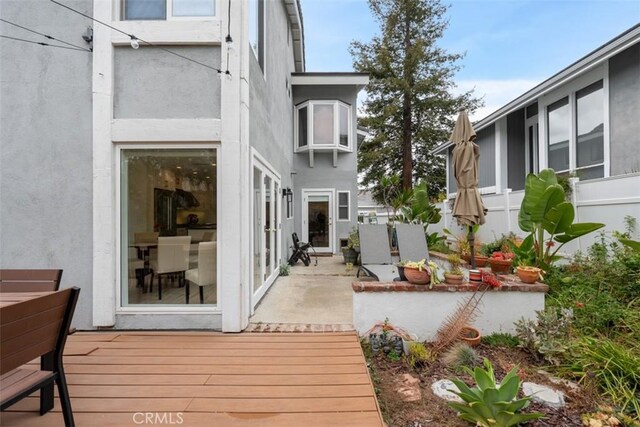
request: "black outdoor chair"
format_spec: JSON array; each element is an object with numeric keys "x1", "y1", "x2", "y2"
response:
[{"x1": 287, "y1": 233, "x2": 312, "y2": 266}]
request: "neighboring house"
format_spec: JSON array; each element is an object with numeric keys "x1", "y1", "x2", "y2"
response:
[
  {"x1": 357, "y1": 190, "x2": 389, "y2": 224},
  {"x1": 432, "y1": 24, "x2": 640, "y2": 251},
  {"x1": 0, "y1": 0, "x2": 367, "y2": 332}
]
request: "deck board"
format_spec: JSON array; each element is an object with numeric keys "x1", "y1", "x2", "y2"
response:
[{"x1": 1, "y1": 331, "x2": 384, "y2": 426}]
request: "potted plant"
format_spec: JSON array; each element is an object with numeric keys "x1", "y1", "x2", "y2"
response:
[
  {"x1": 444, "y1": 253, "x2": 464, "y2": 285},
  {"x1": 404, "y1": 259, "x2": 441, "y2": 288},
  {"x1": 459, "y1": 325, "x2": 481, "y2": 347},
  {"x1": 403, "y1": 259, "x2": 431, "y2": 285},
  {"x1": 341, "y1": 228, "x2": 360, "y2": 265},
  {"x1": 516, "y1": 261, "x2": 542, "y2": 284},
  {"x1": 488, "y1": 251, "x2": 514, "y2": 273}
]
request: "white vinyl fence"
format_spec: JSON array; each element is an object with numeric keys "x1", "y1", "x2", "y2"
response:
[{"x1": 431, "y1": 172, "x2": 640, "y2": 255}]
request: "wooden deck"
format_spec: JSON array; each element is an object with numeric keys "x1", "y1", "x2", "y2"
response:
[{"x1": 1, "y1": 331, "x2": 384, "y2": 426}]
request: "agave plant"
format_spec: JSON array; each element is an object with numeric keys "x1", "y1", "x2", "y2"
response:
[
  {"x1": 518, "y1": 169, "x2": 604, "y2": 269},
  {"x1": 448, "y1": 358, "x2": 544, "y2": 427}
]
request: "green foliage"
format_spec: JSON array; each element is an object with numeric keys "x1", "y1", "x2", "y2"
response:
[
  {"x1": 426, "y1": 231, "x2": 447, "y2": 250},
  {"x1": 515, "y1": 308, "x2": 573, "y2": 365},
  {"x1": 398, "y1": 182, "x2": 442, "y2": 225},
  {"x1": 563, "y1": 338, "x2": 640, "y2": 417},
  {"x1": 442, "y1": 342, "x2": 479, "y2": 371},
  {"x1": 545, "y1": 234, "x2": 640, "y2": 341},
  {"x1": 518, "y1": 168, "x2": 604, "y2": 269},
  {"x1": 347, "y1": 227, "x2": 360, "y2": 249},
  {"x1": 406, "y1": 341, "x2": 436, "y2": 368},
  {"x1": 446, "y1": 253, "x2": 462, "y2": 274},
  {"x1": 482, "y1": 333, "x2": 519, "y2": 348},
  {"x1": 351, "y1": 0, "x2": 483, "y2": 194},
  {"x1": 387, "y1": 348, "x2": 401, "y2": 362},
  {"x1": 448, "y1": 359, "x2": 544, "y2": 427},
  {"x1": 429, "y1": 238, "x2": 453, "y2": 254},
  {"x1": 479, "y1": 233, "x2": 518, "y2": 257},
  {"x1": 279, "y1": 264, "x2": 290, "y2": 276}
]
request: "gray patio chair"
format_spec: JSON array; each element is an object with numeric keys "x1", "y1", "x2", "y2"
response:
[
  {"x1": 396, "y1": 223, "x2": 430, "y2": 262},
  {"x1": 358, "y1": 224, "x2": 398, "y2": 281}
]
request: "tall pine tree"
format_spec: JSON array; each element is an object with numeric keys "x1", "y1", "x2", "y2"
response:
[{"x1": 351, "y1": 0, "x2": 482, "y2": 197}]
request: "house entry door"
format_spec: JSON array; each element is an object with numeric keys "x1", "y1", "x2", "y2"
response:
[
  {"x1": 302, "y1": 189, "x2": 334, "y2": 253},
  {"x1": 252, "y1": 158, "x2": 281, "y2": 310}
]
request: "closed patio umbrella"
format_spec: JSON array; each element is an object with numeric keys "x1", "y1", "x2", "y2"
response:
[{"x1": 450, "y1": 109, "x2": 487, "y2": 269}]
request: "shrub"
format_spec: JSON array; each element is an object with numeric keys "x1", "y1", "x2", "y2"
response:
[
  {"x1": 482, "y1": 333, "x2": 519, "y2": 348},
  {"x1": 442, "y1": 342, "x2": 480, "y2": 371},
  {"x1": 279, "y1": 264, "x2": 290, "y2": 276},
  {"x1": 515, "y1": 307, "x2": 573, "y2": 365},
  {"x1": 448, "y1": 358, "x2": 544, "y2": 427},
  {"x1": 406, "y1": 341, "x2": 436, "y2": 368},
  {"x1": 563, "y1": 338, "x2": 640, "y2": 418}
]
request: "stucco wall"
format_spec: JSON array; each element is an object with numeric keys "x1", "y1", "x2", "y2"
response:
[
  {"x1": 114, "y1": 46, "x2": 221, "y2": 119},
  {"x1": 0, "y1": 0, "x2": 94, "y2": 328},
  {"x1": 248, "y1": 0, "x2": 296, "y2": 262},
  {"x1": 609, "y1": 43, "x2": 640, "y2": 176},
  {"x1": 292, "y1": 85, "x2": 359, "y2": 251},
  {"x1": 353, "y1": 284, "x2": 546, "y2": 341}
]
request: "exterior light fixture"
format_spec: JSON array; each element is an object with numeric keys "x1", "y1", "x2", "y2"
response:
[{"x1": 129, "y1": 35, "x2": 139, "y2": 49}]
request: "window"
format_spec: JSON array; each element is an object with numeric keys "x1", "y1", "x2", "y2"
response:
[
  {"x1": 545, "y1": 79, "x2": 605, "y2": 180},
  {"x1": 124, "y1": 0, "x2": 215, "y2": 20},
  {"x1": 120, "y1": 148, "x2": 217, "y2": 307},
  {"x1": 295, "y1": 101, "x2": 352, "y2": 152},
  {"x1": 337, "y1": 191, "x2": 350, "y2": 221},
  {"x1": 249, "y1": 0, "x2": 265, "y2": 71},
  {"x1": 547, "y1": 97, "x2": 570, "y2": 173},
  {"x1": 576, "y1": 80, "x2": 604, "y2": 178}
]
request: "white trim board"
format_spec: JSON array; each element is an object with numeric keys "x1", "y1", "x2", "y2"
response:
[{"x1": 112, "y1": 119, "x2": 222, "y2": 142}]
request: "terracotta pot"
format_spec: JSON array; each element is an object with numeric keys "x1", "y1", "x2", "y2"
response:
[
  {"x1": 444, "y1": 273, "x2": 464, "y2": 285},
  {"x1": 516, "y1": 266, "x2": 541, "y2": 284},
  {"x1": 468, "y1": 269, "x2": 482, "y2": 282},
  {"x1": 489, "y1": 258, "x2": 513, "y2": 274},
  {"x1": 404, "y1": 267, "x2": 431, "y2": 285},
  {"x1": 474, "y1": 256, "x2": 489, "y2": 267},
  {"x1": 460, "y1": 326, "x2": 481, "y2": 347}
]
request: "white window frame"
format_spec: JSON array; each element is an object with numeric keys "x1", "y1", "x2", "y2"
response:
[
  {"x1": 294, "y1": 100, "x2": 353, "y2": 153},
  {"x1": 541, "y1": 65, "x2": 609, "y2": 179},
  {"x1": 121, "y1": 0, "x2": 218, "y2": 21},
  {"x1": 249, "y1": 0, "x2": 266, "y2": 74},
  {"x1": 115, "y1": 143, "x2": 220, "y2": 314},
  {"x1": 337, "y1": 191, "x2": 350, "y2": 222}
]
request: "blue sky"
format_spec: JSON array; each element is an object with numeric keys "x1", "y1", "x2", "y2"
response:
[{"x1": 300, "y1": 0, "x2": 640, "y2": 120}]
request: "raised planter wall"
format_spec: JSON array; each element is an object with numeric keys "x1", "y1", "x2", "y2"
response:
[{"x1": 352, "y1": 281, "x2": 548, "y2": 341}]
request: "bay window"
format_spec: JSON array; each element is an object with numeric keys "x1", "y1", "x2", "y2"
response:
[{"x1": 295, "y1": 100, "x2": 353, "y2": 152}]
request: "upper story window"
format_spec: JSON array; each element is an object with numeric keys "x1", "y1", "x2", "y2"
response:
[
  {"x1": 124, "y1": 0, "x2": 215, "y2": 20},
  {"x1": 546, "y1": 79, "x2": 605, "y2": 180},
  {"x1": 295, "y1": 101, "x2": 352, "y2": 152},
  {"x1": 249, "y1": 0, "x2": 265, "y2": 72}
]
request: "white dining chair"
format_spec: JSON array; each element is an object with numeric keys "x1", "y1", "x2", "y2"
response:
[
  {"x1": 185, "y1": 242, "x2": 216, "y2": 304},
  {"x1": 149, "y1": 236, "x2": 191, "y2": 300}
]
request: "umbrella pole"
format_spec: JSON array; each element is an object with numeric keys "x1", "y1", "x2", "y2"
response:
[{"x1": 468, "y1": 226, "x2": 476, "y2": 270}]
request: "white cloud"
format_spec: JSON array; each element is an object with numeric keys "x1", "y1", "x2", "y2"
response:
[{"x1": 453, "y1": 78, "x2": 543, "y2": 122}]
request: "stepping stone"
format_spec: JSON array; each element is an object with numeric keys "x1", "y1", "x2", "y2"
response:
[
  {"x1": 522, "y1": 382, "x2": 565, "y2": 408},
  {"x1": 396, "y1": 373, "x2": 421, "y2": 402},
  {"x1": 431, "y1": 379, "x2": 463, "y2": 403}
]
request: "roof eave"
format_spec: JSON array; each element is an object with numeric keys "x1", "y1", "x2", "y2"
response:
[{"x1": 284, "y1": 0, "x2": 305, "y2": 72}]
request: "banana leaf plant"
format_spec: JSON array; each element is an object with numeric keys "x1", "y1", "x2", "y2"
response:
[
  {"x1": 518, "y1": 169, "x2": 604, "y2": 270},
  {"x1": 619, "y1": 238, "x2": 640, "y2": 253},
  {"x1": 398, "y1": 181, "x2": 442, "y2": 225}
]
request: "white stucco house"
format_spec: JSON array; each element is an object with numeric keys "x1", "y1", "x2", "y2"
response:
[{"x1": 0, "y1": 0, "x2": 368, "y2": 331}]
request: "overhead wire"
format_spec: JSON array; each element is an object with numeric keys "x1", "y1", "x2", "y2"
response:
[
  {"x1": 49, "y1": 0, "x2": 229, "y2": 75},
  {"x1": 0, "y1": 17, "x2": 92, "y2": 52},
  {"x1": 0, "y1": 34, "x2": 90, "y2": 52}
]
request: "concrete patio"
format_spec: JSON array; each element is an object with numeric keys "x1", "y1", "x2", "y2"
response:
[{"x1": 250, "y1": 256, "x2": 359, "y2": 328}]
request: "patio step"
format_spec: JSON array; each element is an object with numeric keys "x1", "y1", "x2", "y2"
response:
[{"x1": 246, "y1": 322, "x2": 355, "y2": 333}]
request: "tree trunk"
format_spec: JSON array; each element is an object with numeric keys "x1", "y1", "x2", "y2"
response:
[{"x1": 401, "y1": 9, "x2": 413, "y2": 191}]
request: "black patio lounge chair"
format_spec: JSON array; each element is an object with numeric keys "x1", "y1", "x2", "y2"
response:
[
  {"x1": 358, "y1": 224, "x2": 398, "y2": 281},
  {"x1": 287, "y1": 233, "x2": 312, "y2": 266}
]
